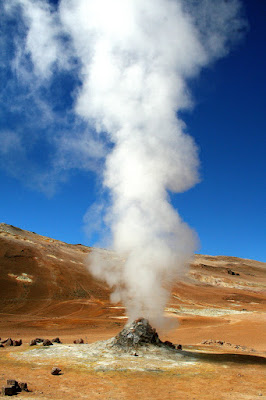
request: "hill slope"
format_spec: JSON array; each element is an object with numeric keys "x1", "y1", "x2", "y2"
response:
[{"x1": 0, "y1": 223, "x2": 265, "y2": 351}]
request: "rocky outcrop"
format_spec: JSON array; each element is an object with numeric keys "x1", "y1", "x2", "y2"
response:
[{"x1": 113, "y1": 318, "x2": 162, "y2": 348}]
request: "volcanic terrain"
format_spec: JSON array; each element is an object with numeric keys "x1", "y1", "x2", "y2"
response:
[{"x1": 0, "y1": 223, "x2": 265, "y2": 399}]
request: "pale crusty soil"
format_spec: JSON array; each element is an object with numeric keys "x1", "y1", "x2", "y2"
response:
[{"x1": 0, "y1": 223, "x2": 265, "y2": 399}]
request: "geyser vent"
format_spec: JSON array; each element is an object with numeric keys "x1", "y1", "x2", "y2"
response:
[{"x1": 113, "y1": 318, "x2": 162, "y2": 348}]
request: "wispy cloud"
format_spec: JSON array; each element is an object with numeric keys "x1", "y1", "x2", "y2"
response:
[{"x1": 0, "y1": 0, "x2": 105, "y2": 195}]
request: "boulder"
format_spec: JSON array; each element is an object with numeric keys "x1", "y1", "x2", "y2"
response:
[
  {"x1": 43, "y1": 339, "x2": 53, "y2": 346},
  {"x1": 35, "y1": 338, "x2": 45, "y2": 343},
  {"x1": 164, "y1": 340, "x2": 175, "y2": 349},
  {"x1": 52, "y1": 337, "x2": 62, "y2": 343},
  {"x1": 2, "y1": 386, "x2": 16, "y2": 396},
  {"x1": 18, "y1": 382, "x2": 28, "y2": 392},
  {"x1": 73, "y1": 338, "x2": 84, "y2": 344},
  {"x1": 51, "y1": 367, "x2": 61, "y2": 375},
  {"x1": 6, "y1": 380, "x2": 20, "y2": 392}
]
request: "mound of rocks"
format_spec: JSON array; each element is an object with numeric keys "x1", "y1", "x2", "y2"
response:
[{"x1": 113, "y1": 318, "x2": 162, "y2": 348}]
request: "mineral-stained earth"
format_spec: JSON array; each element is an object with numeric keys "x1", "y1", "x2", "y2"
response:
[{"x1": 0, "y1": 223, "x2": 265, "y2": 399}]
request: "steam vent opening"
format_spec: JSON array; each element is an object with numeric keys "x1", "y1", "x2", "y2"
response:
[{"x1": 113, "y1": 318, "x2": 163, "y2": 349}]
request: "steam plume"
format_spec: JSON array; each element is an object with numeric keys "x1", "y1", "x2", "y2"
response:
[{"x1": 6, "y1": 0, "x2": 246, "y2": 326}]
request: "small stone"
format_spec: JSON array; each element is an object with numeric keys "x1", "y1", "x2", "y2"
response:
[
  {"x1": 30, "y1": 339, "x2": 37, "y2": 346},
  {"x1": 52, "y1": 337, "x2": 61, "y2": 343},
  {"x1": 35, "y1": 338, "x2": 44, "y2": 343},
  {"x1": 18, "y1": 382, "x2": 28, "y2": 392},
  {"x1": 228, "y1": 269, "x2": 236, "y2": 275},
  {"x1": 164, "y1": 340, "x2": 175, "y2": 349},
  {"x1": 51, "y1": 367, "x2": 61, "y2": 375},
  {"x1": 13, "y1": 339, "x2": 22, "y2": 346},
  {"x1": 43, "y1": 339, "x2": 53, "y2": 346},
  {"x1": 176, "y1": 344, "x2": 182, "y2": 350},
  {"x1": 2, "y1": 386, "x2": 16, "y2": 396},
  {"x1": 73, "y1": 338, "x2": 84, "y2": 344},
  {"x1": 6, "y1": 380, "x2": 19, "y2": 390},
  {"x1": 5, "y1": 338, "x2": 13, "y2": 346}
]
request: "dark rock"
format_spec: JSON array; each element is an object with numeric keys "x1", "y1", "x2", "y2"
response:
[
  {"x1": 73, "y1": 338, "x2": 84, "y2": 344},
  {"x1": 18, "y1": 382, "x2": 28, "y2": 392},
  {"x1": 2, "y1": 386, "x2": 16, "y2": 396},
  {"x1": 52, "y1": 337, "x2": 62, "y2": 343},
  {"x1": 51, "y1": 367, "x2": 61, "y2": 375},
  {"x1": 35, "y1": 338, "x2": 44, "y2": 343},
  {"x1": 164, "y1": 340, "x2": 175, "y2": 349},
  {"x1": 5, "y1": 338, "x2": 13, "y2": 346},
  {"x1": 0, "y1": 344, "x2": 4, "y2": 348},
  {"x1": 6, "y1": 380, "x2": 20, "y2": 392},
  {"x1": 227, "y1": 269, "x2": 240, "y2": 276},
  {"x1": 43, "y1": 339, "x2": 53, "y2": 346},
  {"x1": 176, "y1": 344, "x2": 182, "y2": 350},
  {"x1": 13, "y1": 339, "x2": 22, "y2": 346},
  {"x1": 30, "y1": 339, "x2": 37, "y2": 346},
  {"x1": 1, "y1": 338, "x2": 11, "y2": 345},
  {"x1": 113, "y1": 318, "x2": 162, "y2": 348}
]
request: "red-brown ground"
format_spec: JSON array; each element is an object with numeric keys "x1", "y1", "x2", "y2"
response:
[{"x1": 0, "y1": 223, "x2": 265, "y2": 399}]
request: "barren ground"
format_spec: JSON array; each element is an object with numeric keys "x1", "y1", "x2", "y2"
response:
[{"x1": 0, "y1": 223, "x2": 265, "y2": 399}]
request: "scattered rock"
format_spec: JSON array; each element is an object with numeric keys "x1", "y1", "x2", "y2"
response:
[
  {"x1": 51, "y1": 367, "x2": 61, "y2": 375},
  {"x1": 30, "y1": 339, "x2": 37, "y2": 346},
  {"x1": 1, "y1": 338, "x2": 13, "y2": 346},
  {"x1": 73, "y1": 338, "x2": 84, "y2": 344},
  {"x1": 13, "y1": 339, "x2": 22, "y2": 346},
  {"x1": 228, "y1": 269, "x2": 240, "y2": 276},
  {"x1": 201, "y1": 340, "x2": 213, "y2": 345},
  {"x1": 164, "y1": 340, "x2": 175, "y2": 349},
  {"x1": 2, "y1": 380, "x2": 28, "y2": 396},
  {"x1": 18, "y1": 382, "x2": 28, "y2": 392},
  {"x1": 5, "y1": 338, "x2": 13, "y2": 346},
  {"x1": 176, "y1": 344, "x2": 182, "y2": 350},
  {"x1": 35, "y1": 338, "x2": 45, "y2": 343},
  {"x1": 6, "y1": 380, "x2": 20, "y2": 392},
  {"x1": 2, "y1": 386, "x2": 16, "y2": 396},
  {"x1": 43, "y1": 339, "x2": 53, "y2": 346},
  {"x1": 2, "y1": 379, "x2": 28, "y2": 396},
  {"x1": 52, "y1": 337, "x2": 62, "y2": 343}
]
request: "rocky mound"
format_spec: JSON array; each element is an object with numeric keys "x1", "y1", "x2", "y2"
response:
[{"x1": 113, "y1": 318, "x2": 162, "y2": 348}]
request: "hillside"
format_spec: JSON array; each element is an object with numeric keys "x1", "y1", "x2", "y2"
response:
[{"x1": 0, "y1": 222, "x2": 265, "y2": 351}]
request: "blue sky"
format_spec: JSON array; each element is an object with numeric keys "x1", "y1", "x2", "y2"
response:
[{"x1": 0, "y1": 0, "x2": 265, "y2": 262}]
